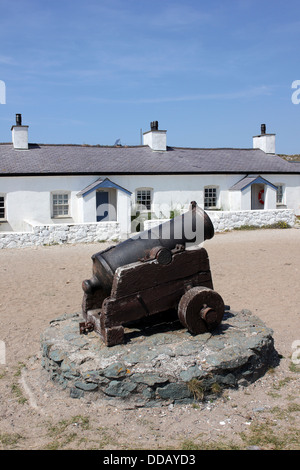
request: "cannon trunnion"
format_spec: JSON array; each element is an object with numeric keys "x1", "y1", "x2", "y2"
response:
[{"x1": 81, "y1": 205, "x2": 225, "y2": 346}]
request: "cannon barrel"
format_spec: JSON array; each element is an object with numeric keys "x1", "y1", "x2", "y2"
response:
[{"x1": 83, "y1": 203, "x2": 214, "y2": 293}]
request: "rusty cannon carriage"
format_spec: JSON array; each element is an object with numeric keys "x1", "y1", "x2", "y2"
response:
[{"x1": 80, "y1": 202, "x2": 225, "y2": 347}]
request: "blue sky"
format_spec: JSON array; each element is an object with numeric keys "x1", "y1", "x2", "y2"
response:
[{"x1": 0, "y1": 0, "x2": 300, "y2": 154}]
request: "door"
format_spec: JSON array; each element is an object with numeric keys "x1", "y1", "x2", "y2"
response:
[
  {"x1": 96, "y1": 191, "x2": 109, "y2": 221},
  {"x1": 251, "y1": 184, "x2": 264, "y2": 210}
]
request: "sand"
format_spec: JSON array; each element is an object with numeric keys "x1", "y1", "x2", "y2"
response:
[{"x1": 0, "y1": 228, "x2": 299, "y2": 450}]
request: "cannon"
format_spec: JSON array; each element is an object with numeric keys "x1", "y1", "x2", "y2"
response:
[{"x1": 80, "y1": 202, "x2": 225, "y2": 346}]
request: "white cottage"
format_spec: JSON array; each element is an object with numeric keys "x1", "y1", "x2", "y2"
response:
[{"x1": 0, "y1": 115, "x2": 299, "y2": 244}]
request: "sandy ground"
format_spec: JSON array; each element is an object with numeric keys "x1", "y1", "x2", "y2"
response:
[{"x1": 0, "y1": 228, "x2": 299, "y2": 450}]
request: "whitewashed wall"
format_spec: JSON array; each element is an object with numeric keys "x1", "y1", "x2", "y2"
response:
[
  {"x1": 144, "y1": 209, "x2": 295, "y2": 233},
  {"x1": 207, "y1": 208, "x2": 295, "y2": 232},
  {"x1": 0, "y1": 175, "x2": 94, "y2": 231},
  {"x1": 0, "y1": 175, "x2": 131, "y2": 234},
  {"x1": 0, "y1": 173, "x2": 299, "y2": 235},
  {"x1": 110, "y1": 173, "x2": 300, "y2": 216},
  {"x1": 114, "y1": 173, "x2": 242, "y2": 215},
  {"x1": 0, "y1": 221, "x2": 120, "y2": 249}
]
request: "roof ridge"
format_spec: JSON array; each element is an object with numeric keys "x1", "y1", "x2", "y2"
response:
[
  {"x1": 33, "y1": 143, "x2": 147, "y2": 148},
  {"x1": 169, "y1": 146, "x2": 259, "y2": 151}
]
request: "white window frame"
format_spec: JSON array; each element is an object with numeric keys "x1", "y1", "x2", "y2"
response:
[
  {"x1": 135, "y1": 188, "x2": 153, "y2": 212},
  {"x1": 0, "y1": 194, "x2": 6, "y2": 221},
  {"x1": 204, "y1": 186, "x2": 219, "y2": 210},
  {"x1": 275, "y1": 183, "x2": 285, "y2": 205},
  {"x1": 51, "y1": 191, "x2": 71, "y2": 218}
]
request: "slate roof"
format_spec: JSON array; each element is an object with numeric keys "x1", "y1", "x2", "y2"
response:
[
  {"x1": 0, "y1": 143, "x2": 299, "y2": 176},
  {"x1": 77, "y1": 177, "x2": 132, "y2": 197}
]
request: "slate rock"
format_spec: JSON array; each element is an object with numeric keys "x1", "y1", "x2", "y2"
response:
[
  {"x1": 104, "y1": 380, "x2": 137, "y2": 397},
  {"x1": 157, "y1": 383, "x2": 192, "y2": 400},
  {"x1": 74, "y1": 381, "x2": 98, "y2": 391}
]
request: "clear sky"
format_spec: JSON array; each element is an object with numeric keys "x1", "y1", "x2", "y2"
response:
[{"x1": 0, "y1": 0, "x2": 300, "y2": 154}]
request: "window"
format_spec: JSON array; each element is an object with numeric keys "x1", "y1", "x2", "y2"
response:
[
  {"x1": 136, "y1": 188, "x2": 152, "y2": 211},
  {"x1": 276, "y1": 184, "x2": 284, "y2": 204},
  {"x1": 52, "y1": 193, "x2": 70, "y2": 217},
  {"x1": 0, "y1": 195, "x2": 5, "y2": 220},
  {"x1": 204, "y1": 187, "x2": 217, "y2": 209}
]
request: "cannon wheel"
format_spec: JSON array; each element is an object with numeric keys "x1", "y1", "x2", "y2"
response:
[{"x1": 178, "y1": 286, "x2": 224, "y2": 334}]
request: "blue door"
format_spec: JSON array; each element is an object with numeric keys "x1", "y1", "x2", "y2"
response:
[{"x1": 96, "y1": 191, "x2": 109, "y2": 221}]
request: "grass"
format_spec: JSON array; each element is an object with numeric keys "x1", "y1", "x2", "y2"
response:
[
  {"x1": 181, "y1": 438, "x2": 241, "y2": 451},
  {"x1": 240, "y1": 420, "x2": 300, "y2": 450},
  {"x1": 187, "y1": 377, "x2": 223, "y2": 401},
  {"x1": 179, "y1": 402, "x2": 300, "y2": 451},
  {"x1": 289, "y1": 362, "x2": 300, "y2": 373},
  {"x1": 47, "y1": 415, "x2": 90, "y2": 436},
  {"x1": 11, "y1": 383, "x2": 27, "y2": 404},
  {"x1": 241, "y1": 398, "x2": 300, "y2": 450},
  {"x1": 233, "y1": 221, "x2": 291, "y2": 231},
  {"x1": 187, "y1": 378, "x2": 206, "y2": 401},
  {"x1": 14, "y1": 362, "x2": 26, "y2": 377},
  {"x1": 44, "y1": 416, "x2": 115, "y2": 450},
  {"x1": 45, "y1": 415, "x2": 90, "y2": 450},
  {"x1": 46, "y1": 425, "x2": 116, "y2": 449},
  {"x1": 182, "y1": 367, "x2": 300, "y2": 451},
  {"x1": 272, "y1": 376, "x2": 295, "y2": 391},
  {"x1": 0, "y1": 432, "x2": 23, "y2": 448}
]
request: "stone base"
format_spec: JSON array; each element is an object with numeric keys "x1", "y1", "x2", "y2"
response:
[{"x1": 41, "y1": 309, "x2": 278, "y2": 406}]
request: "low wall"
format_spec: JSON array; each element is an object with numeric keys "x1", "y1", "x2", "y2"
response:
[
  {"x1": 0, "y1": 221, "x2": 120, "y2": 249},
  {"x1": 206, "y1": 208, "x2": 295, "y2": 232},
  {"x1": 144, "y1": 209, "x2": 295, "y2": 233},
  {"x1": 0, "y1": 209, "x2": 295, "y2": 249}
]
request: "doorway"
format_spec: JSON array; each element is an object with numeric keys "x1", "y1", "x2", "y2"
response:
[
  {"x1": 96, "y1": 191, "x2": 109, "y2": 221},
  {"x1": 251, "y1": 183, "x2": 264, "y2": 210}
]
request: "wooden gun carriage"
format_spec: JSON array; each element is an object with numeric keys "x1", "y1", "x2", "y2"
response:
[{"x1": 80, "y1": 203, "x2": 225, "y2": 347}]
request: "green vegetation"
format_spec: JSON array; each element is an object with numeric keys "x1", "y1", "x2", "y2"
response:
[
  {"x1": 233, "y1": 221, "x2": 291, "y2": 231},
  {"x1": 11, "y1": 383, "x2": 27, "y2": 404},
  {"x1": 45, "y1": 415, "x2": 90, "y2": 450},
  {"x1": 240, "y1": 419, "x2": 300, "y2": 450},
  {"x1": 187, "y1": 377, "x2": 223, "y2": 401},
  {"x1": 0, "y1": 432, "x2": 23, "y2": 448}
]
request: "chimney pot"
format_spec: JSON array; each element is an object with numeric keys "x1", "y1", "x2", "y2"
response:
[
  {"x1": 261, "y1": 124, "x2": 266, "y2": 135},
  {"x1": 16, "y1": 114, "x2": 22, "y2": 126},
  {"x1": 150, "y1": 121, "x2": 159, "y2": 131}
]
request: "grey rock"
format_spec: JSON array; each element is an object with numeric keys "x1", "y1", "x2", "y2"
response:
[
  {"x1": 105, "y1": 380, "x2": 137, "y2": 397},
  {"x1": 131, "y1": 374, "x2": 168, "y2": 386},
  {"x1": 49, "y1": 349, "x2": 66, "y2": 363},
  {"x1": 157, "y1": 383, "x2": 192, "y2": 400},
  {"x1": 74, "y1": 381, "x2": 98, "y2": 391},
  {"x1": 179, "y1": 366, "x2": 203, "y2": 382},
  {"x1": 103, "y1": 362, "x2": 129, "y2": 378},
  {"x1": 70, "y1": 387, "x2": 84, "y2": 399}
]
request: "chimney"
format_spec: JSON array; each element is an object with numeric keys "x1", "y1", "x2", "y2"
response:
[
  {"x1": 253, "y1": 124, "x2": 275, "y2": 154},
  {"x1": 11, "y1": 114, "x2": 29, "y2": 150},
  {"x1": 143, "y1": 121, "x2": 167, "y2": 151}
]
